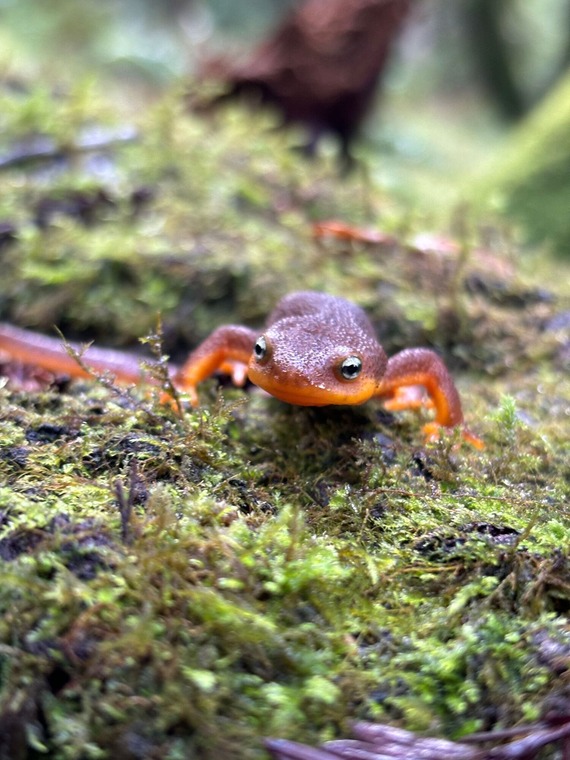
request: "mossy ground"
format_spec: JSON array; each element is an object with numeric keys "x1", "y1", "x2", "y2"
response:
[{"x1": 0, "y1": 81, "x2": 569, "y2": 760}]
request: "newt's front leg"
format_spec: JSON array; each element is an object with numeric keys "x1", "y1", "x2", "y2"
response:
[
  {"x1": 173, "y1": 325, "x2": 258, "y2": 406},
  {"x1": 376, "y1": 348, "x2": 483, "y2": 448}
]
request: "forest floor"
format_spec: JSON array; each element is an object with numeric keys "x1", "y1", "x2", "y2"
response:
[{"x1": 0, "y1": 81, "x2": 569, "y2": 759}]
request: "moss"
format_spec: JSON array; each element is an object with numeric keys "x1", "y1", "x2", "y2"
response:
[{"x1": 0, "y1": 78, "x2": 569, "y2": 759}]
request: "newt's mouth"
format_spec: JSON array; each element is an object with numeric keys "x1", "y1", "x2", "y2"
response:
[{"x1": 247, "y1": 365, "x2": 376, "y2": 406}]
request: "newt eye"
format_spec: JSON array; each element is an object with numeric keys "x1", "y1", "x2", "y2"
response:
[
  {"x1": 339, "y1": 356, "x2": 362, "y2": 380},
  {"x1": 253, "y1": 335, "x2": 269, "y2": 363}
]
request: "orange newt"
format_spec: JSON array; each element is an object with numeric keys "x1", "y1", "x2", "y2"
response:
[
  {"x1": 312, "y1": 220, "x2": 396, "y2": 245},
  {"x1": 0, "y1": 292, "x2": 482, "y2": 447}
]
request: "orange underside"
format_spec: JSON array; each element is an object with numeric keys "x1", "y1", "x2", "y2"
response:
[{"x1": 247, "y1": 368, "x2": 377, "y2": 406}]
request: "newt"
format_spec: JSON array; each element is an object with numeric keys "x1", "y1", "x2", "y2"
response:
[
  {"x1": 0, "y1": 291, "x2": 482, "y2": 447},
  {"x1": 312, "y1": 220, "x2": 397, "y2": 245}
]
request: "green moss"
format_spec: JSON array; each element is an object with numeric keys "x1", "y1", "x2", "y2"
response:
[
  {"x1": 0, "y1": 78, "x2": 569, "y2": 759},
  {"x1": 387, "y1": 612, "x2": 553, "y2": 732}
]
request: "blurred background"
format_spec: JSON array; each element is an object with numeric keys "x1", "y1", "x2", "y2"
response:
[
  {"x1": 2, "y1": 0, "x2": 567, "y2": 102},
  {"x1": 1, "y1": 0, "x2": 570, "y2": 245}
]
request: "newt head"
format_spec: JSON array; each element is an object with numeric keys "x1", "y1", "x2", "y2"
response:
[{"x1": 246, "y1": 316, "x2": 387, "y2": 406}]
